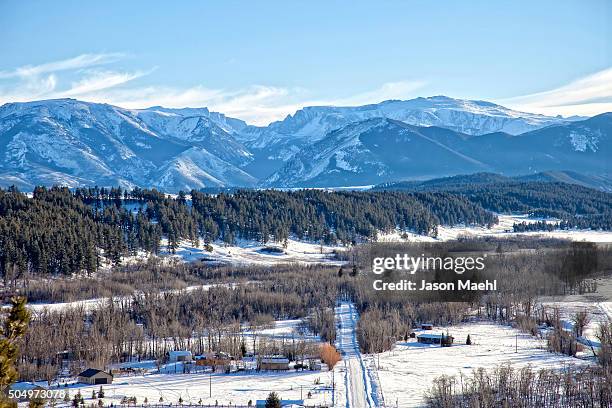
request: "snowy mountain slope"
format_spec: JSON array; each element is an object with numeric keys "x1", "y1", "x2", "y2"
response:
[
  {"x1": 265, "y1": 114, "x2": 612, "y2": 187},
  {"x1": 137, "y1": 106, "x2": 248, "y2": 135},
  {"x1": 134, "y1": 107, "x2": 252, "y2": 166},
  {"x1": 0, "y1": 99, "x2": 255, "y2": 191},
  {"x1": 463, "y1": 113, "x2": 612, "y2": 176},
  {"x1": 153, "y1": 147, "x2": 257, "y2": 191},
  {"x1": 265, "y1": 118, "x2": 491, "y2": 187},
  {"x1": 240, "y1": 96, "x2": 572, "y2": 177}
]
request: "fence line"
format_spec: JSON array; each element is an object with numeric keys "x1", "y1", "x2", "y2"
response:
[{"x1": 108, "y1": 405, "x2": 332, "y2": 408}]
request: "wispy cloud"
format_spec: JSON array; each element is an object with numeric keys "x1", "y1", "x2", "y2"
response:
[
  {"x1": 0, "y1": 53, "x2": 427, "y2": 125},
  {"x1": 502, "y1": 67, "x2": 612, "y2": 117},
  {"x1": 0, "y1": 53, "x2": 125, "y2": 79},
  {"x1": 0, "y1": 53, "x2": 150, "y2": 109},
  {"x1": 60, "y1": 69, "x2": 153, "y2": 97}
]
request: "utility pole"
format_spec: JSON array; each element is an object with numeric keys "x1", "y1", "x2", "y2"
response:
[
  {"x1": 209, "y1": 372, "x2": 212, "y2": 398},
  {"x1": 515, "y1": 334, "x2": 518, "y2": 353},
  {"x1": 332, "y1": 369, "x2": 335, "y2": 401},
  {"x1": 300, "y1": 385, "x2": 303, "y2": 400}
]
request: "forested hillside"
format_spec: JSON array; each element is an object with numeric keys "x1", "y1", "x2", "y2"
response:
[
  {"x1": 188, "y1": 190, "x2": 496, "y2": 244},
  {"x1": 0, "y1": 187, "x2": 162, "y2": 281},
  {"x1": 376, "y1": 176, "x2": 612, "y2": 230},
  {"x1": 0, "y1": 186, "x2": 495, "y2": 280}
]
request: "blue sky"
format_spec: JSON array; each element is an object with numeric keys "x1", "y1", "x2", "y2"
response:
[{"x1": 0, "y1": 0, "x2": 610, "y2": 124}]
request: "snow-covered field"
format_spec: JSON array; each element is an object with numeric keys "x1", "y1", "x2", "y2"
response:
[
  {"x1": 144, "y1": 214, "x2": 612, "y2": 268},
  {"x1": 378, "y1": 214, "x2": 612, "y2": 243},
  {"x1": 374, "y1": 322, "x2": 593, "y2": 408},
  {"x1": 44, "y1": 368, "x2": 334, "y2": 407},
  {"x1": 156, "y1": 237, "x2": 344, "y2": 266}
]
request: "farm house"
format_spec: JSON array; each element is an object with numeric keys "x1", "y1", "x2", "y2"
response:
[{"x1": 416, "y1": 333, "x2": 454, "y2": 346}]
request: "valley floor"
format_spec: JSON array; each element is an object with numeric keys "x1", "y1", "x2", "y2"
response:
[{"x1": 13, "y1": 293, "x2": 611, "y2": 408}]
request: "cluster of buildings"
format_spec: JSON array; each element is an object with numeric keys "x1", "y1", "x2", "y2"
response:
[{"x1": 167, "y1": 350, "x2": 320, "y2": 373}]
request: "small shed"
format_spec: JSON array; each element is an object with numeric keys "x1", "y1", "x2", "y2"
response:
[
  {"x1": 259, "y1": 356, "x2": 290, "y2": 370},
  {"x1": 77, "y1": 368, "x2": 113, "y2": 385},
  {"x1": 421, "y1": 323, "x2": 434, "y2": 330},
  {"x1": 168, "y1": 350, "x2": 193, "y2": 363},
  {"x1": 416, "y1": 333, "x2": 454, "y2": 346}
]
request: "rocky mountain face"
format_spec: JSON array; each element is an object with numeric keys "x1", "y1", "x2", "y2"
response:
[
  {"x1": 0, "y1": 99, "x2": 256, "y2": 191},
  {"x1": 0, "y1": 97, "x2": 607, "y2": 191},
  {"x1": 265, "y1": 113, "x2": 611, "y2": 187}
]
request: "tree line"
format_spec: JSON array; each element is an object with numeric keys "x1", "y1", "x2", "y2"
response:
[
  {"x1": 426, "y1": 364, "x2": 612, "y2": 407},
  {"x1": 377, "y1": 179, "x2": 612, "y2": 230},
  {"x1": 0, "y1": 185, "x2": 496, "y2": 283}
]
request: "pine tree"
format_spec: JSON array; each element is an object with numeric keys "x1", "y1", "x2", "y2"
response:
[
  {"x1": 264, "y1": 392, "x2": 281, "y2": 408},
  {"x1": 72, "y1": 392, "x2": 82, "y2": 408},
  {"x1": 0, "y1": 297, "x2": 30, "y2": 399}
]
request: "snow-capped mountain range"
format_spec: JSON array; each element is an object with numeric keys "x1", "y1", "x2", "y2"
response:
[{"x1": 0, "y1": 96, "x2": 608, "y2": 191}]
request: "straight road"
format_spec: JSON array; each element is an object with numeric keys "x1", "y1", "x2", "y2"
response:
[{"x1": 335, "y1": 301, "x2": 374, "y2": 408}]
